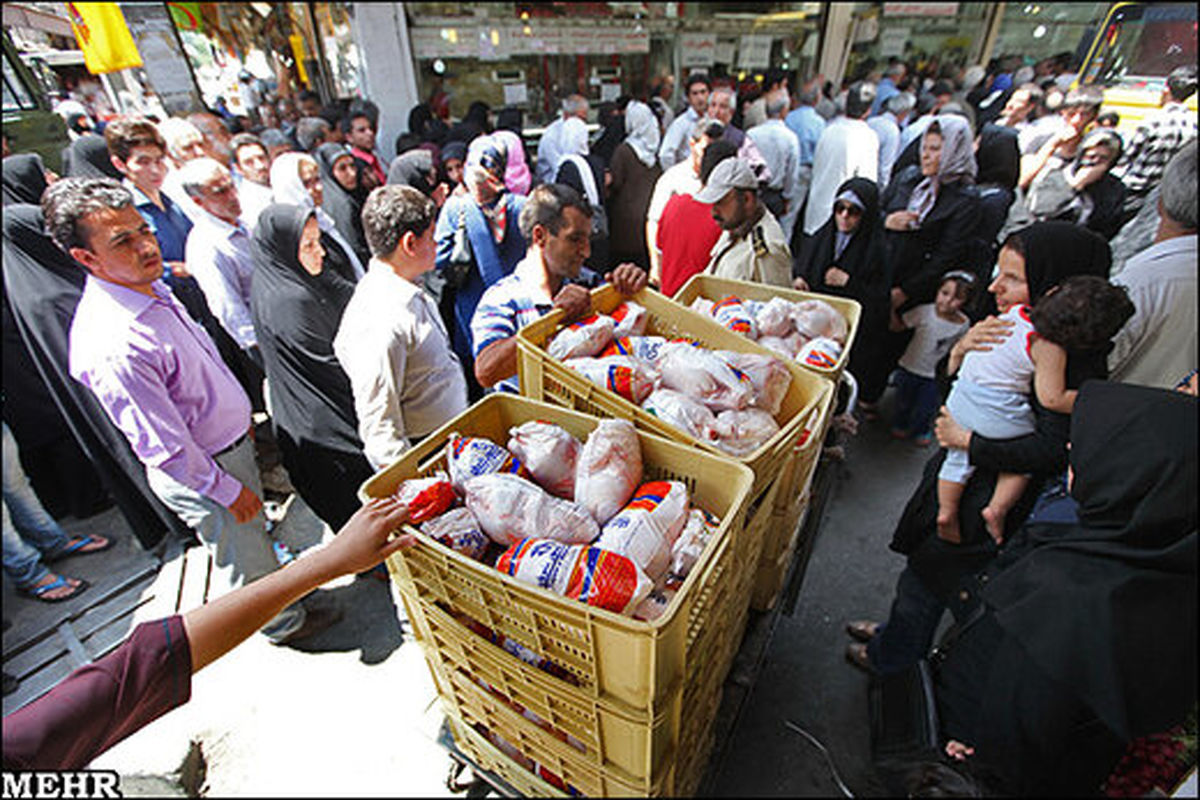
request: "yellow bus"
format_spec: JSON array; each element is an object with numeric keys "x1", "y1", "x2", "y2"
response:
[{"x1": 1074, "y1": 2, "x2": 1198, "y2": 136}]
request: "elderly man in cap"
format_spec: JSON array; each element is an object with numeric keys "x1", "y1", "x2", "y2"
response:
[{"x1": 696, "y1": 156, "x2": 792, "y2": 287}]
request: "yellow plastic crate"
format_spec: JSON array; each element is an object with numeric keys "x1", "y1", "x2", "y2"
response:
[
  {"x1": 360, "y1": 395, "x2": 756, "y2": 794},
  {"x1": 672, "y1": 274, "x2": 862, "y2": 385},
  {"x1": 516, "y1": 284, "x2": 834, "y2": 501},
  {"x1": 751, "y1": 474, "x2": 816, "y2": 613}
]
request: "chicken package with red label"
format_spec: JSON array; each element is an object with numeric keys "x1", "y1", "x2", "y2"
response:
[
  {"x1": 714, "y1": 408, "x2": 781, "y2": 457},
  {"x1": 609, "y1": 301, "x2": 648, "y2": 338},
  {"x1": 719, "y1": 350, "x2": 792, "y2": 416},
  {"x1": 711, "y1": 295, "x2": 759, "y2": 339},
  {"x1": 574, "y1": 419, "x2": 643, "y2": 524},
  {"x1": 594, "y1": 480, "x2": 690, "y2": 581},
  {"x1": 464, "y1": 473, "x2": 599, "y2": 546},
  {"x1": 797, "y1": 336, "x2": 844, "y2": 370},
  {"x1": 420, "y1": 507, "x2": 490, "y2": 560},
  {"x1": 496, "y1": 538, "x2": 653, "y2": 615},
  {"x1": 565, "y1": 356, "x2": 658, "y2": 404},
  {"x1": 658, "y1": 344, "x2": 755, "y2": 411},
  {"x1": 393, "y1": 472, "x2": 457, "y2": 523},
  {"x1": 642, "y1": 388, "x2": 720, "y2": 443},
  {"x1": 547, "y1": 314, "x2": 616, "y2": 360},
  {"x1": 506, "y1": 421, "x2": 581, "y2": 499},
  {"x1": 447, "y1": 434, "x2": 530, "y2": 491},
  {"x1": 601, "y1": 335, "x2": 669, "y2": 364}
]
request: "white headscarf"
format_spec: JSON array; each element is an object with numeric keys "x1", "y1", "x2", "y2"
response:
[
  {"x1": 554, "y1": 118, "x2": 599, "y2": 206},
  {"x1": 270, "y1": 152, "x2": 364, "y2": 278},
  {"x1": 624, "y1": 100, "x2": 661, "y2": 168}
]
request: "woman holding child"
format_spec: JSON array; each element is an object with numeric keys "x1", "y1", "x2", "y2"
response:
[{"x1": 846, "y1": 221, "x2": 1120, "y2": 675}]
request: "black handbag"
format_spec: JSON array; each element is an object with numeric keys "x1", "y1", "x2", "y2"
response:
[{"x1": 444, "y1": 206, "x2": 474, "y2": 290}]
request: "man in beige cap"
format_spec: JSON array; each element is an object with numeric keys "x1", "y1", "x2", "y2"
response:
[{"x1": 694, "y1": 156, "x2": 792, "y2": 287}]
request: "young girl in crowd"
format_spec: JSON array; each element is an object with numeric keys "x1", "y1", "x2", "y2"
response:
[
  {"x1": 890, "y1": 272, "x2": 975, "y2": 445},
  {"x1": 937, "y1": 275, "x2": 1134, "y2": 543}
]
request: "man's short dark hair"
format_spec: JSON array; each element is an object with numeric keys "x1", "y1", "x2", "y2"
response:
[
  {"x1": 685, "y1": 73, "x2": 711, "y2": 94},
  {"x1": 1096, "y1": 110, "x2": 1120, "y2": 127},
  {"x1": 42, "y1": 178, "x2": 134, "y2": 253},
  {"x1": 297, "y1": 89, "x2": 320, "y2": 107},
  {"x1": 230, "y1": 133, "x2": 266, "y2": 163},
  {"x1": 1031, "y1": 276, "x2": 1134, "y2": 352},
  {"x1": 340, "y1": 111, "x2": 373, "y2": 136},
  {"x1": 518, "y1": 184, "x2": 592, "y2": 241},
  {"x1": 103, "y1": 117, "x2": 165, "y2": 163},
  {"x1": 360, "y1": 185, "x2": 436, "y2": 258},
  {"x1": 845, "y1": 81, "x2": 877, "y2": 119},
  {"x1": 1167, "y1": 65, "x2": 1198, "y2": 103}
]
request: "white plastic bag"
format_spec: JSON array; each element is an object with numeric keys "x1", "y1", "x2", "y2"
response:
[
  {"x1": 755, "y1": 296, "x2": 797, "y2": 338},
  {"x1": 496, "y1": 538, "x2": 654, "y2": 615},
  {"x1": 507, "y1": 421, "x2": 581, "y2": 499},
  {"x1": 610, "y1": 301, "x2": 648, "y2": 338},
  {"x1": 575, "y1": 419, "x2": 642, "y2": 524},
  {"x1": 658, "y1": 345, "x2": 755, "y2": 411},
  {"x1": 547, "y1": 314, "x2": 616, "y2": 360},
  {"x1": 689, "y1": 297, "x2": 715, "y2": 317},
  {"x1": 642, "y1": 388, "x2": 719, "y2": 443},
  {"x1": 756, "y1": 335, "x2": 800, "y2": 360},
  {"x1": 447, "y1": 434, "x2": 529, "y2": 492},
  {"x1": 711, "y1": 295, "x2": 758, "y2": 339},
  {"x1": 565, "y1": 356, "x2": 658, "y2": 404},
  {"x1": 601, "y1": 335, "x2": 669, "y2": 364},
  {"x1": 669, "y1": 508, "x2": 720, "y2": 583},
  {"x1": 719, "y1": 351, "x2": 792, "y2": 416},
  {"x1": 714, "y1": 408, "x2": 781, "y2": 457},
  {"x1": 595, "y1": 480, "x2": 690, "y2": 580},
  {"x1": 421, "y1": 507, "x2": 490, "y2": 560},
  {"x1": 796, "y1": 336, "x2": 844, "y2": 371},
  {"x1": 464, "y1": 473, "x2": 599, "y2": 546},
  {"x1": 791, "y1": 299, "x2": 847, "y2": 344}
]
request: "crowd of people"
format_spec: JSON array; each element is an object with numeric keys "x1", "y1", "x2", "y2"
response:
[{"x1": 2, "y1": 52, "x2": 1197, "y2": 794}]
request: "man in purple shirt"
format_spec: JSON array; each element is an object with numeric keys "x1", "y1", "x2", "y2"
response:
[{"x1": 46, "y1": 178, "x2": 336, "y2": 645}]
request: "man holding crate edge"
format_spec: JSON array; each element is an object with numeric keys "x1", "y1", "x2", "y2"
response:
[{"x1": 471, "y1": 184, "x2": 648, "y2": 394}]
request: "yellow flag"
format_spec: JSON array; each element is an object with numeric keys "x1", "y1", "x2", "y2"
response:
[{"x1": 65, "y1": 2, "x2": 143, "y2": 75}]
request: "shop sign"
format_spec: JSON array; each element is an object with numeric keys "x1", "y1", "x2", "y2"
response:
[
  {"x1": 737, "y1": 34, "x2": 772, "y2": 69},
  {"x1": 883, "y1": 3, "x2": 959, "y2": 17},
  {"x1": 714, "y1": 41, "x2": 737, "y2": 65},
  {"x1": 412, "y1": 24, "x2": 649, "y2": 58},
  {"x1": 879, "y1": 27, "x2": 909, "y2": 57},
  {"x1": 680, "y1": 32, "x2": 716, "y2": 67}
]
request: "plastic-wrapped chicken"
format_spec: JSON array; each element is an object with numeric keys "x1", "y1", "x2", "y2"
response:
[
  {"x1": 714, "y1": 408, "x2": 781, "y2": 457},
  {"x1": 496, "y1": 538, "x2": 654, "y2": 615},
  {"x1": 447, "y1": 434, "x2": 530, "y2": 492},
  {"x1": 464, "y1": 473, "x2": 599, "y2": 546},
  {"x1": 393, "y1": 472, "x2": 457, "y2": 523},
  {"x1": 755, "y1": 296, "x2": 797, "y2": 338},
  {"x1": 632, "y1": 588, "x2": 677, "y2": 622},
  {"x1": 690, "y1": 297, "x2": 715, "y2": 317},
  {"x1": 756, "y1": 335, "x2": 800, "y2": 360},
  {"x1": 719, "y1": 351, "x2": 792, "y2": 416},
  {"x1": 658, "y1": 344, "x2": 754, "y2": 411},
  {"x1": 565, "y1": 356, "x2": 658, "y2": 404},
  {"x1": 642, "y1": 388, "x2": 720, "y2": 443},
  {"x1": 610, "y1": 301, "x2": 648, "y2": 338},
  {"x1": 547, "y1": 314, "x2": 616, "y2": 360},
  {"x1": 791, "y1": 299, "x2": 848, "y2": 344},
  {"x1": 668, "y1": 508, "x2": 720, "y2": 584},
  {"x1": 797, "y1": 336, "x2": 844, "y2": 370},
  {"x1": 711, "y1": 295, "x2": 758, "y2": 339},
  {"x1": 575, "y1": 419, "x2": 642, "y2": 524},
  {"x1": 595, "y1": 480, "x2": 690, "y2": 580},
  {"x1": 601, "y1": 335, "x2": 669, "y2": 364},
  {"x1": 421, "y1": 507, "x2": 490, "y2": 560},
  {"x1": 507, "y1": 421, "x2": 581, "y2": 499}
]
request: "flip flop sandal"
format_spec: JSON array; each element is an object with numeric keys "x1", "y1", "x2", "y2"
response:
[
  {"x1": 19, "y1": 574, "x2": 90, "y2": 603},
  {"x1": 46, "y1": 534, "x2": 114, "y2": 563}
]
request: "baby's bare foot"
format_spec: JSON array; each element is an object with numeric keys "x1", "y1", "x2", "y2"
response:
[{"x1": 945, "y1": 740, "x2": 975, "y2": 761}]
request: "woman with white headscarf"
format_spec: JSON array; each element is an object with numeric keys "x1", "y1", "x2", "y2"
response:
[
  {"x1": 606, "y1": 100, "x2": 662, "y2": 270},
  {"x1": 554, "y1": 117, "x2": 610, "y2": 271},
  {"x1": 269, "y1": 151, "x2": 365, "y2": 282}
]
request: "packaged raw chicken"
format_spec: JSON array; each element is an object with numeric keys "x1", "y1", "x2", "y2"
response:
[
  {"x1": 595, "y1": 480, "x2": 689, "y2": 580},
  {"x1": 689, "y1": 297, "x2": 715, "y2": 317},
  {"x1": 658, "y1": 345, "x2": 754, "y2": 411},
  {"x1": 496, "y1": 538, "x2": 654, "y2": 615},
  {"x1": 447, "y1": 434, "x2": 530, "y2": 491},
  {"x1": 393, "y1": 472, "x2": 456, "y2": 523},
  {"x1": 719, "y1": 351, "x2": 792, "y2": 416},
  {"x1": 756, "y1": 335, "x2": 800, "y2": 360},
  {"x1": 668, "y1": 508, "x2": 720, "y2": 583},
  {"x1": 601, "y1": 335, "x2": 669, "y2": 364},
  {"x1": 507, "y1": 421, "x2": 580, "y2": 499},
  {"x1": 755, "y1": 296, "x2": 797, "y2": 338},
  {"x1": 575, "y1": 419, "x2": 642, "y2": 524},
  {"x1": 565, "y1": 356, "x2": 658, "y2": 404},
  {"x1": 632, "y1": 588, "x2": 677, "y2": 622},
  {"x1": 609, "y1": 301, "x2": 648, "y2": 338},
  {"x1": 791, "y1": 299, "x2": 847, "y2": 344},
  {"x1": 642, "y1": 388, "x2": 720, "y2": 443},
  {"x1": 464, "y1": 473, "x2": 599, "y2": 546},
  {"x1": 711, "y1": 295, "x2": 758, "y2": 339},
  {"x1": 797, "y1": 336, "x2": 844, "y2": 370},
  {"x1": 547, "y1": 314, "x2": 616, "y2": 360},
  {"x1": 714, "y1": 408, "x2": 781, "y2": 457},
  {"x1": 421, "y1": 507, "x2": 489, "y2": 560}
]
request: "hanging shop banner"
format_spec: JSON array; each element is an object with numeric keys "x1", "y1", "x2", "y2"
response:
[
  {"x1": 879, "y1": 27, "x2": 910, "y2": 57},
  {"x1": 411, "y1": 23, "x2": 649, "y2": 59},
  {"x1": 166, "y1": 2, "x2": 202, "y2": 31},
  {"x1": 714, "y1": 40, "x2": 737, "y2": 65},
  {"x1": 883, "y1": 3, "x2": 960, "y2": 17},
  {"x1": 737, "y1": 35, "x2": 772, "y2": 70},
  {"x1": 65, "y1": 2, "x2": 143, "y2": 75},
  {"x1": 121, "y1": 3, "x2": 204, "y2": 114},
  {"x1": 680, "y1": 32, "x2": 716, "y2": 68}
]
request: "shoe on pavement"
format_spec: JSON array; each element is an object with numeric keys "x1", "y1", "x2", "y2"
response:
[
  {"x1": 844, "y1": 642, "x2": 876, "y2": 674},
  {"x1": 845, "y1": 620, "x2": 880, "y2": 642},
  {"x1": 269, "y1": 605, "x2": 343, "y2": 646}
]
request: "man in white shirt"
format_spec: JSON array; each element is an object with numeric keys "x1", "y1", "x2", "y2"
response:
[
  {"x1": 536, "y1": 94, "x2": 590, "y2": 185},
  {"x1": 229, "y1": 133, "x2": 273, "y2": 228},
  {"x1": 804, "y1": 82, "x2": 879, "y2": 236},
  {"x1": 179, "y1": 158, "x2": 259, "y2": 362},
  {"x1": 334, "y1": 185, "x2": 468, "y2": 470},
  {"x1": 645, "y1": 116, "x2": 722, "y2": 284},
  {"x1": 658, "y1": 73, "x2": 711, "y2": 171},
  {"x1": 868, "y1": 91, "x2": 914, "y2": 190},
  {"x1": 746, "y1": 89, "x2": 801, "y2": 242},
  {"x1": 1109, "y1": 140, "x2": 1197, "y2": 390}
]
